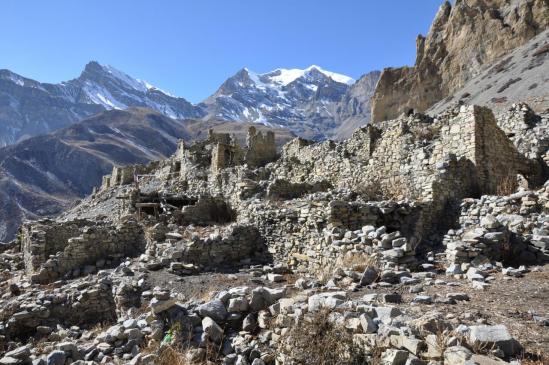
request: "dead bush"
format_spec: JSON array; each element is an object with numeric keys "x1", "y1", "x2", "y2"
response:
[
  {"x1": 520, "y1": 350, "x2": 549, "y2": 365},
  {"x1": 156, "y1": 345, "x2": 190, "y2": 365},
  {"x1": 278, "y1": 309, "x2": 368, "y2": 365},
  {"x1": 357, "y1": 177, "x2": 410, "y2": 201},
  {"x1": 337, "y1": 252, "x2": 379, "y2": 273},
  {"x1": 496, "y1": 175, "x2": 518, "y2": 196}
]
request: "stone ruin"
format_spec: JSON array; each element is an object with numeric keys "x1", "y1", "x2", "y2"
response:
[
  {"x1": 20, "y1": 218, "x2": 145, "y2": 284},
  {"x1": 99, "y1": 126, "x2": 277, "y2": 191},
  {"x1": 5, "y1": 103, "x2": 549, "y2": 364},
  {"x1": 17, "y1": 104, "x2": 549, "y2": 286}
]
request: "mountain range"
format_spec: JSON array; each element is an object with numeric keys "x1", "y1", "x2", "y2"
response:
[
  {"x1": 0, "y1": 108, "x2": 295, "y2": 241},
  {"x1": 0, "y1": 62, "x2": 380, "y2": 146},
  {"x1": 0, "y1": 62, "x2": 379, "y2": 242}
]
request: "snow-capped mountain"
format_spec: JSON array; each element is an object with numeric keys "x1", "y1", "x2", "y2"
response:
[
  {"x1": 201, "y1": 65, "x2": 357, "y2": 139},
  {"x1": 0, "y1": 62, "x2": 378, "y2": 145},
  {"x1": 0, "y1": 62, "x2": 201, "y2": 146}
]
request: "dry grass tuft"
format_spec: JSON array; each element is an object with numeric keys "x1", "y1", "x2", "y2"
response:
[
  {"x1": 337, "y1": 252, "x2": 379, "y2": 273},
  {"x1": 156, "y1": 345, "x2": 191, "y2": 365},
  {"x1": 496, "y1": 174, "x2": 518, "y2": 196},
  {"x1": 278, "y1": 309, "x2": 368, "y2": 365},
  {"x1": 521, "y1": 350, "x2": 549, "y2": 365},
  {"x1": 358, "y1": 177, "x2": 410, "y2": 201}
]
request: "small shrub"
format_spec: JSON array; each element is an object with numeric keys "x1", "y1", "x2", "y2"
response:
[
  {"x1": 278, "y1": 309, "x2": 368, "y2": 365},
  {"x1": 357, "y1": 177, "x2": 410, "y2": 201},
  {"x1": 496, "y1": 175, "x2": 518, "y2": 196},
  {"x1": 337, "y1": 252, "x2": 379, "y2": 273}
]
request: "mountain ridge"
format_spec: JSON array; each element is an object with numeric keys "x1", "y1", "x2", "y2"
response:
[{"x1": 0, "y1": 62, "x2": 377, "y2": 144}]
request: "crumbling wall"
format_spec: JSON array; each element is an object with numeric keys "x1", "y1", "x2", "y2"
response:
[
  {"x1": 21, "y1": 219, "x2": 145, "y2": 283},
  {"x1": 273, "y1": 105, "x2": 539, "y2": 204},
  {"x1": 444, "y1": 183, "x2": 549, "y2": 266},
  {"x1": 239, "y1": 197, "x2": 425, "y2": 272},
  {"x1": 211, "y1": 142, "x2": 245, "y2": 172},
  {"x1": 472, "y1": 106, "x2": 541, "y2": 193},
  {"x1": 180, "y1": 196, "x2": 235, "y2": 225},
  {"x1": 245, "y1": 126, "x2": 277, "y2": 167},
  {"x1": 21, "y1": 219, "x2": 92, "y2": 276},
  {"x1": 1, "y1": 281, "x2": 116, "y2": 340},
  {"x1": 150, "y1": 224, "x2": 268, "y2": 270},
  {"x1": 100, "y1": 162, "x2": 160, "y2": 190}
]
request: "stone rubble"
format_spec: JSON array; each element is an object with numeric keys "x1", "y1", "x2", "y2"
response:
[{"x1": 0, "y1": 103, "x2": 547, "y2": 364}]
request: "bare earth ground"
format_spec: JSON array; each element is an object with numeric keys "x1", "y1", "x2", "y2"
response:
[
  {"x1": 362, "y1": 266, "x2": 549, "y2": 356},
  {"x1": 146, "y1": 264, "x2": 549, "y2": 356}
]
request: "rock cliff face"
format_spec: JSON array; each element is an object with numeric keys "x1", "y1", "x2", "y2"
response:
[
  {"x1": 371, "y1": 0, "x2": 549, "y2": 122},
  {"x1": 333, "y1": 71, "x2": 381, "y2": 139}
]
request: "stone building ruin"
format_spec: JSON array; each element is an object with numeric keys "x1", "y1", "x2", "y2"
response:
[{"x1": 18, "y1": 103, "x2": 549, "y2": 285}]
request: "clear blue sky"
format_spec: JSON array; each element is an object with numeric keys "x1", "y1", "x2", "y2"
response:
[{"x1": 0, "y1": 0, "x2": 445, "y2": 103}]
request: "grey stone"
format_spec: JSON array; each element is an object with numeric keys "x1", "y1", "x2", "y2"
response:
[
  {"x1": 202, "y1": 317, "x2": 223, "y2": 343},
  {"x1": 469, "y1": 325, "x2": 521, "y2": 356},
  {"x1": 46, "y1": 351, "x2": 66, "y2": 365},
  {"x1": 198, "y1": 299, "x2": 228, "y2": 323},
  {"x1": 381, "y1": 349, "x2": 409, "y2": 365}
]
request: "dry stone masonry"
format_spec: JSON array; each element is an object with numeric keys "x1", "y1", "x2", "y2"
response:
[{"x1": 6, "y1": 103, "x2": 548, "y2": 365}]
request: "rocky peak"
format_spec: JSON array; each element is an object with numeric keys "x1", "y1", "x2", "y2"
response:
[
  {"x1": 202, "y1": 65, "x2": 358, "y2": 139},
  {"x1": 371, "y1": 0, "x2": 549, "y2": 122}
]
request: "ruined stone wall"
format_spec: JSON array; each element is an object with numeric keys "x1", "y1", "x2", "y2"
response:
[
  {"x1": 21, "y1": 219, "x2": 145, "y2": 283},
  {"x1": 21, "y1": 219, "x2": 92, "y2": 277},
  {"x1": 273, "y1": 106, "x2": 538, "y2": 204},
  {"x1": 0, "y1": 279, "x2": 117, "y2": 340},
  {"x1": 239, "y1": 196, "x2": 425, "y2": 272},
  {"x1": 211, "y1": 143, "x2": 245, "y2": 172},
  {"x1": 150, "y1": 224, "x2": 267, "y2": 270},
  {"x1": 100, "y1": 162, "x2": 160, "y2": 190},
  {"x1": 472, "y1": 106, "x2": 541, "y2": 193},
  {"x1": 180, "y1": 196, "x2": 234, "y2": 225},
  {"x1": 245, "y1": 126, "x2": 277, "y2": 168}
]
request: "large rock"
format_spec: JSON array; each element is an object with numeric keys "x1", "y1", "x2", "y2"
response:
[
  {"x1": 371, "y1": 0, "x2": 549, "y2": 122},
  {"x1": 46, "y1": 351, "x2": 65, "y2": 365},
  {"x1": 249, "y1": 287, "x2": 285, "y2": 311},
  {"x1": 381, "y1": 349, "x2": 408, "y2": 365},
  {"x1": 468, "y1": 325, "x2": 521, "y2": 356},
  {"x1": 202, "y1": 317, "x2": 223, "y2": 343},
  {"x1": 360, "y1": 267, "x2": 379, "y2": 285},
  {"x1": 307, "y1": 292, "x2": 347, "y2": 312},
  {"x1": 444, "y1": 346, "x2": 473, "y2": 365},
  {"x1": 198, "y1": 300, "x2": 228, "y2": 323}
]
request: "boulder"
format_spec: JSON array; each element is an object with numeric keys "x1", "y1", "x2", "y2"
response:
[
  {"x1": 202, "y1": 317, "x2": 223, "y2": 343},
  {"x1": 468, "y1": 325, "x2": 521, "y2": 356},
  {"x1": 381, "y1": 349, "x2": 409, "y2": 365},
  {"x1": 444, "y1": 346, "x2": 473, "y2": 365},
  {"x1": 308, "y1": 292, "x2": 346, "y2": 312},
  {"x1": 198, "y1": 300, "x2": 228, "y2": 323}
]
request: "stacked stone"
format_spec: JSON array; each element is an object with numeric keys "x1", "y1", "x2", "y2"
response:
[
  {"x1": 444, "y1": 184, "x2": 549, "y2": 266},
  {"x1": 0, "y1": 279, "x2": 116, "y2": 340},
  {"x1": 497, "y1": 103, "x2": 549, "y2": 160},
  {"x1": 142, "y1": 224, "x2": 266, "y2": 272},
  {"x1": 143, "y1": 286, "x2": 285, "y2": 365},
  {"x1": 23, "y1": 219, "x2": 145, "y2": 284}
]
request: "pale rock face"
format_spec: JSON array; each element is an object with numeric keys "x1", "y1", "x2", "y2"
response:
[{"x1": 371, "y1": 0, "x2": 549, "y2": 122}]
